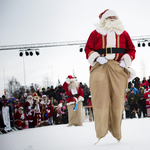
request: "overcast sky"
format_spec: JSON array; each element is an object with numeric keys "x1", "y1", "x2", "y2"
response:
[{"x1": 0, "y1": 0, "x2": 150, "y2": 96}]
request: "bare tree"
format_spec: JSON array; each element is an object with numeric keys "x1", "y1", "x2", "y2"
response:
[
  {"x1": 43, "y1": 75, "x2": 52, "y2": 88},
  {"x1": 5, "y1": 77, "x2": 25, "y2": 98},
  {"x1": 140, "y1": 59, "x2": 146, "y2": 79}
]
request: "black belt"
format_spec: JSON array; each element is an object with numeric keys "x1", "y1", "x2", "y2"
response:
[
  {"x1": 68, "y1": 94, "x2": 79, "y2": 98},
  {"x1": 96, "y1": 48, "x2": 126, "y2": 55}
]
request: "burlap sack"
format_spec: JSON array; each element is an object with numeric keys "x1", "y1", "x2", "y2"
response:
[
  {"x1": 90, "y1": 60, "x2": 128, "y2": 141},
  {"x1": 67, "y1": 101, "x2": 83, "y2": 126}
]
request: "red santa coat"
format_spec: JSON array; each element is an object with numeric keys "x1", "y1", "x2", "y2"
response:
[
  {"x1": 85, "y1": 30, "x2": 136, "y2": 80},
  {"x1": 40, "y1": 101, "x2": 51, "y2": 121},
  {"x1": 144, "y1": 92, "x2": 150, "y2": 105},
  {"x1": 25, "y1": 100, "x2": 33, "y2": 114},
  {"x1": 33, "y1": 98, "x2": 41, "y2": 127},
  {"x1": 62, "y1": 82, "x2": 84, "y2": 105},
  {"x1": 14, "y1": 110, "x2": 28, "y2": 129},
  {"x1": 85, "y1": 30, "x2": 135, "y2": 62}
]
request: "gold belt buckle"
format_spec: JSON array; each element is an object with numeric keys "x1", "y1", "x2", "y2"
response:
[{"x1": 106, "y1": 47, "x2": 112, "y2": 54}]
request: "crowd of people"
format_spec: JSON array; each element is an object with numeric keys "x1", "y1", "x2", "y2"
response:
[
  {"x1": 0, "y1": 82, "x2": 91, "y2": 134},
  {"x1": 1, "y1": 76, "x2": 150, "y2": 134},
  {"x1": 125, "y1": 76, "x2": 150, "y2": 119}
]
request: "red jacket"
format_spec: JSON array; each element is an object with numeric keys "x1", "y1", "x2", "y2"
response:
[
  {"x1": 63, "y1": 82, "x2": 84, "y2": 105},
  {"x1": 87, "y1": 99, "x2": 92, "y2": 107}
]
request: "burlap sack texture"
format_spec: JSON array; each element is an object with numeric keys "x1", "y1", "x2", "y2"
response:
[
  {"x1": 90, "y1": 60, "x2": 128, "y2": 141},
  {"x1": 67, "y1": 101, "x2": 83, "y2": 127}
]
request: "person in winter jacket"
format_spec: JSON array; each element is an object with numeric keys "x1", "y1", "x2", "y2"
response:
[
  {"x1": 137, "y1": 88, "x2": 147, "y2": 117},
  {"x1": 128, "y1": 90, "x2": 140, "y2": 119},
  {"x1": 132, "y1": 77, "x2": 140, "y2": 90},
  {"x1": 130, "y1": 84, "x2": 139, "y2": 94}
]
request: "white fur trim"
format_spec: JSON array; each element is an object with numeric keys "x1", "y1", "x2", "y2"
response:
[
  {"x1": 105, "y1": 30, "x2": 116, "y2": 60},
  {"x1": 96, "y1": 27, "x2": 123, "y2": 35},
  {"x1": 101, "y1": 9, "x2": 118, "y2": 20},
  {"x1": 58, "y1": 103, "x2": 62, "y2": 108},
  {"x1": 66, "y1": 79, "x2": 70, "y2": 84},
  {"x1": 78, "y1": 96, "x2": 84, "y2": 101},
  {"x1": 121, "y1": 54, "x2": 132, "y2": 68},
  {"x1": 127, "y1": 67, "x2": 136, "y2": 81},
  {"x1": 88, "y1": 52, "x2": 100, "y2": 66},
  {"x1": 67, "y1": 101, "x2": 75, "y2": 106},
  {"x1": 40, "y1": 100, "x2": 44, "y2": 104}
]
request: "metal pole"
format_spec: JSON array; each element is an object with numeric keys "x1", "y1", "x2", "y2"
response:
[
  {"x1": 3, "y1": 67, "x2": 5, "y2": 91},
  {"x1": 22, "y1": 53, "x2": 26, "y2": 91}
]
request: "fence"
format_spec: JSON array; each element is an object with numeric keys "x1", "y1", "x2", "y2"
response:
[{"x1": 83, "y1": 106, "x2": 93, "y2": 122}]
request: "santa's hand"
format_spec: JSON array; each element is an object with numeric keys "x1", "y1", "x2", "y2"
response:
[
  {"x1": 28, "y1": 106, "x2": 31, "y2": 110},
  {"x1": 66, "y1": 77, "x2": 70, "y2": 84},
  {"x1": 25, "y1": 121, "x2": 28, "y2": 126},
  {"x1": 20, "y1": 114, "x2": 25, "y2": 120},
  {"x1": 119, "y1": 60, "x2": 126, "y2": 68},
  {"x1": 96, "y1": 56, "x2": 108, "y2": 65}
]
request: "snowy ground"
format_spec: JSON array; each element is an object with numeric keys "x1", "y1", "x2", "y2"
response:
[{"x1": 0, "y1": 118, "x2": 150, "y2": 150}]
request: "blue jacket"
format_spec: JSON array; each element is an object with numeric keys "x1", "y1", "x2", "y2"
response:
[{"x1": 130, "y1": 87, "x2": 139, "y2": 94}]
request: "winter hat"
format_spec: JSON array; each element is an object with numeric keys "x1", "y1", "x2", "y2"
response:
[
  {"x1": 140, "y1": 87, "x2": 144, "y2": 90},
  {"x1": 33, "y1": 92, "x2": 38, "y2": 97},
  {"x1": 11, "y1": 97, "x2": 16, "y2": 101},
  {"x1": 62, "y1": 106, "x2": 66, "y2": 109},
  {"x1": 99, "y1": 9, "x2": 118, "y2": 20}
]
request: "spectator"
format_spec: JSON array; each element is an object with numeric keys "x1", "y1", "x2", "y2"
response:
[
  {"x1": 128, "y1": 90, "x2": 140, "y2": 119},
  {"x1": 53, "y1": 99, "x2": 58, "y2": 106},
  {"x1": 137, "y1": 87, "x2": 147, "y2": 117},
  {"x1": 62, "y1": 106, "x2": 68, "y2": 124},
  {"x1": 87, "y1": 95, "x2": 93, "y2": 120},
  {"x1": 128, "y1": 81, "x2": 132, "y2": 89},
  {"x1": 46, "y1": 87, "x2": 51, "y2": 99},
  {"x1": 142, "y1": 77, "x2": 149, "y2": 91},
  {"x1": 130, "y1": 84, "x2": 139, "y2": 95},
  {"x1": 30, "y1": 87, "x2": 35, "y2": 96},
  {"x1": 36, "y1": 88, "x2": 42, "y2": 97},
  {"x1": 50, "y1": 86, "x2": 55, "y2": 99},
  {"x1": 132, "y1": 77, "x2": 140, "y2": 90},
  {"x1": 124, "y1": 98, "x2": 130, "y2": 118},
  {"x1": 41, "y1": 87, "x2": 47, "y2": 95},
  {"x1": 53, "y1": 107, "x2": 63, "y2": 125},
  {"x1": 147, "y1": 76, "x2": 150, "y2": 87}
]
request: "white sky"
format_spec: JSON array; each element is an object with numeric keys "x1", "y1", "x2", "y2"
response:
[{"x1": 0, "y1": 0, "x2": 150, "y2": 96}]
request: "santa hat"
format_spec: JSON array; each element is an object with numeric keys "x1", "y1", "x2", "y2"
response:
[
  {"x1": 42, "y1": 95, "x2": 47, "y2": 98},
  {"x1": 67, "y1": 75, "x2": 75, "y2": 81},
  {"x1": 33, "y1": 92, "x2": 38, "y2": 97},
  {"x1": 18, "y1": 107, "x2": 23, "y2": 110},
  {"x1": 27, "y1": 95, "x2": 32, "y2": 98},
  {"x1": 99, "y1": 9, "x2": 118, "y2": 20}
]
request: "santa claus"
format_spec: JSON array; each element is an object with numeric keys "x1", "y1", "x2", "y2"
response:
[
  {"x1": 14, "y1": 107, "x2": 28, "y2": 130},
  {"x1": 25, "y1": 95, "x2": 34, "y2": 128},
  {"x1": 40, "y1": 95, "x2": 51, "y2": 126},
  {"x1": 63, "y1": 75, "x2": 84, "y2": 126},
  {"x1": 33, "y1": 93, "x2": 41, "y2": 127},
  {"x1": 85, "y1": 9, "x2": 136, "y2": 142}
]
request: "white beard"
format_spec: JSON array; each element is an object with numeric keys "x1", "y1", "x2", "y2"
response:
[
  {"x1": 43, "y1": 98, "x2": 47, "y2": 103},
  {"x1": 68, "y1": 81, "x2": 79, "y2": 91},
  {"x1": 95, "y1": 18, "x2": 124, "y2": 32},
  {"x1": 28, "y1": 99, "x2": 33, "y2": 104}
]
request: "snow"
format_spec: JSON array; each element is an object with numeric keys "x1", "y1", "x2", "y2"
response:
[{"x1": 0, "y1": 118, "x2": 150, "y2": 150}]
